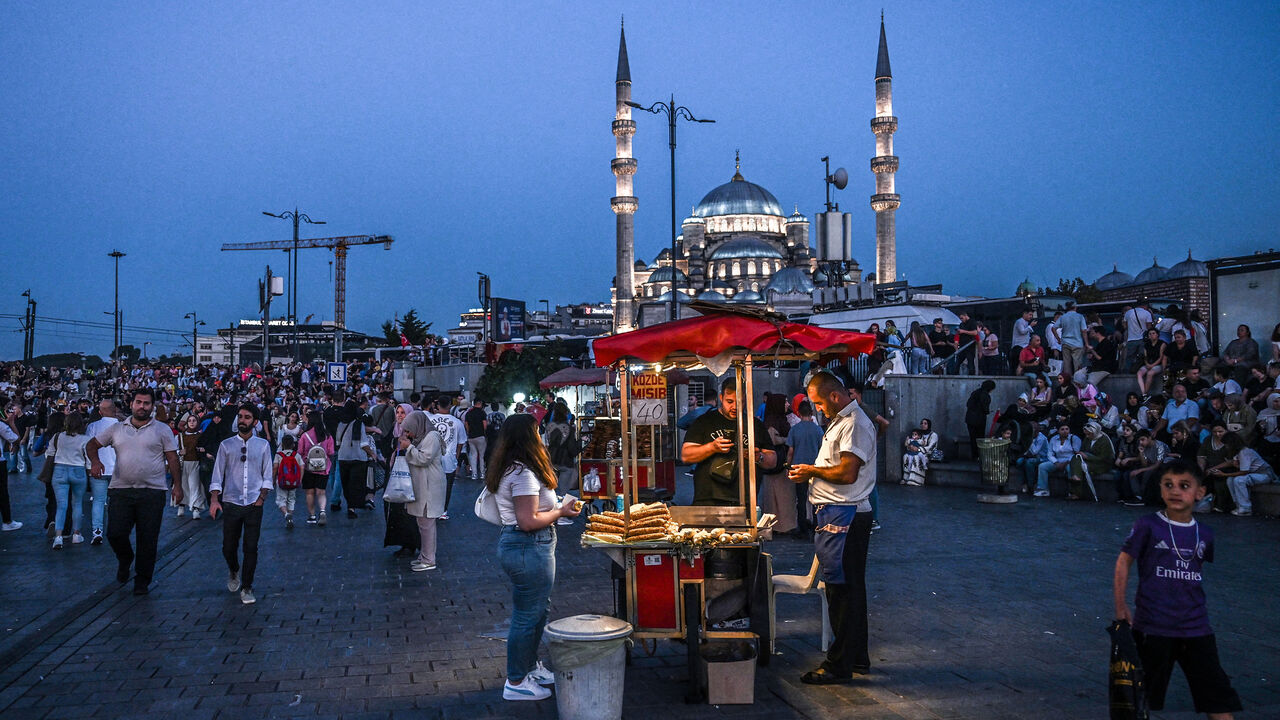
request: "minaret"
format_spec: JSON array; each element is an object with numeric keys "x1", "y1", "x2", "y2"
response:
[
  {"x1": 870, "y1": 14, "x2": 900, "y2": 283},
  {"x1": 611, "y1": 21, "x2": 638, "y2": 332}
]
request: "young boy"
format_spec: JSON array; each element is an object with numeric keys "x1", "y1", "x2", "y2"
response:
[
  {"x1": 274, "y1": 435, "x2": 302, "y2": 529},
  {"x1": 1113, "y1": 458, "x2": 1242, "y2": 719}
]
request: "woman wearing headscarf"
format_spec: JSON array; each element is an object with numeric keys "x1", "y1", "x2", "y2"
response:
[
  {"x1": 398, "y1": 410, "x2": 445, "y2": 571},
  {"x1": 1067, "y1": 420, "x2": 1113, "y2": 500},
  {"x1": 383, "y1": 403, "x2": 419, "y2": 557},
  {"x1": 335, "y1": 399, "x2": 376, "y2": 519},
  {"x1": 757, "y1": 393, "x2": 795, "y2": 534}
]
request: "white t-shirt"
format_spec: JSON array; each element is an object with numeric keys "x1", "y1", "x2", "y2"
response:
[
  {"x1": 86, "y1": 416, "x2": 122, "y2": 475},
  {"x1": 427, "y1": 412, "x2": 465, "y2": 473},
  {"x1": 1124, "y1": 307, "x2": 1153, "y2": 342},
  {"x1": 1012, "y1": 318, "x2": 1034, "y2": 347},
  {"x1": 496, "y1": 465, "x2": 557, "y2": 526},
  {"x1": 808, "y1": 400, "x2": 877, "y2": 510}
]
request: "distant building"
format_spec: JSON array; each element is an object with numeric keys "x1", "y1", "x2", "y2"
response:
[
  {"x1": 195, "y1": 321, "x2": 374, "y2": 365},
  {"x1": 1093, "y1": 252, "x2": 1211, "y2": 318}
]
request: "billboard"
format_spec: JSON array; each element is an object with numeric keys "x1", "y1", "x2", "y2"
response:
[{"x1": 491, "y1": 298, "x2": 527, "y2": 342}]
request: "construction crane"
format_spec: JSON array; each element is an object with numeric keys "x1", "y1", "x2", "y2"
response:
[{"x1": 221, "y1": 234, "x2": 393, "y2": 356}]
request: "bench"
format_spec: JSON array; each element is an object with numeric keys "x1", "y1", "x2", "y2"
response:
[{"x1": 1252, "y1": 484, "x2": 1280, "y2": 517}]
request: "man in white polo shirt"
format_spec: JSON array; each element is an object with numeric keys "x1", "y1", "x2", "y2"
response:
[
  {"x1": 788, "y1": 372, "x2": 877, "y2": 685},
  {"x1": 87, "y1": 388, "x2": 181, "y2": 595}
]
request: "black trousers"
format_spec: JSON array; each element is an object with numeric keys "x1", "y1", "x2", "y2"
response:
[
  {"x1": 823, "y1": 511, "x2": 873, "y2": 674},
  {"x1": 339, "y1": 460, "x2": 368, "y2": 510},
  {"x1": 967, "y1": 420, "x2": 986, "y2": 459},
  {"x1": 221, "y1": 502, "x2": 263, "y2": 589},
  {"x1": 0, "y1": 462, "x2": 11, "y2": 524},
  {"x1": 444, "y1": 471, "x2": 456, "y2": 512},
  {"x1": 107, "y1": 488, "x2": 166, "y2": 585}
]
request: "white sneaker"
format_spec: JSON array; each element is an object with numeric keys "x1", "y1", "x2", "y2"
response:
[
  {"x1": 228, "y1": 571, "x2": 242, "y2": 593},
  {"x1": 1, "y1": 521, "x2": 22, "y2": 532},
  {"x1": 176, "y1": 507, "x2": 185, "y2": 518},
  {"x1": 1231, "y1": 508, "x2": 1252, "y2": 517},
  {"x1": 439, "y1": 512, "x2": 450, "y2": 521},
  {"x1": 72, "y1": 533, "x2": 85, "y2": 544},
  {"x1": 410, "y1": 561, "x2": 437, "y2": 572},
  {"x1": 240, "y1": 588, "x2": 256, "y2": 605},
  {"x1": 527, "y1": 660, "x2": 555, "y2": 686},
  {"x1": 52, "y1": 536, "x2": 64, "y2": 550},
  {"x1": 192, "y1": 510, "x2": 201, "y2": 520},
  {"x1": 1033, "y1": 490, "x2": 1050, "y2": 497},
  {"x1": 503, "y1": 675, "x2": 551, "y2": 701}
]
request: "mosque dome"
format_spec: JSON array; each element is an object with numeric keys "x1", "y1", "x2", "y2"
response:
[
  {"x1": 694, "y1": 289, "x2": 727, "y2": 302},
  {"x1": 813, "y1": 269, "x2": 830, "y2": 285},
  {"x1": 708, "y1": 236, "x2": 784, "y2": 261},
  {"x1": 654, "y1": 247, "x2": 672, "y2": 263},
  {"x1": 1016, "y1": 278, "x2": 1037, "y2": 295},
  {"x1": 1133, "y1": 258, "x2": 1170, "y2": 285},
  {"x1": 693, "y1": 175, "x2": 784, "y2": 218},
  {"x1": 728, "y1": 290, "x2": 765, "y2": 304},
  {"x1": 633, "y1": 258, "x2": 647, "y2": 269},
  {"x1": 764, "y1": 267, "x2": 816, "y2": 295},
  {"x1": 710, "y1": 279, "x2": 735, "y2": 291},
  {"x1": 1095, "y1": 264, "x2": 1134, "y2": 290},
  {"x1": 645, "y1": 266, "x2": 688, "y2": 284},
  {"x1": 1168, "y1": 251, "x2": 1208, "y2": 279},
  {"x1": 653, "y1": 290, "x2": 693, "y2": 303},
  {"x1": 786, "y1": 206, "x2": 808, "y2": 224}
]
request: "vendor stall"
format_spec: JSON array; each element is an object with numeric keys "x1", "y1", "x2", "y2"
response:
[{"x1": 582, "y1": 308, "x2": 875, "y2": 703}]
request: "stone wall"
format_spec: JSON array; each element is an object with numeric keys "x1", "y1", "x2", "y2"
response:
[{"x1": 1100, "y1": 277, "x2": 1210, "y2": 319}]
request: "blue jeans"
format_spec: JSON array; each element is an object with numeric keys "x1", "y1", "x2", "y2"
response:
[
  {"x1": 326, "y1": 464, "x2": 342, "y2": 506},
  {"x1": 497, "y1": 525, "x2": 556, "y2": 683},
  {"x1": 91, "y1": 476, "x2": 110, "y2": 532},
  {"x1": 52, "y1": 464, "x2": 88, "y2": 535},
  {"x1": 1015, "y1": 458, "x2": 1040, "y2": 490}
]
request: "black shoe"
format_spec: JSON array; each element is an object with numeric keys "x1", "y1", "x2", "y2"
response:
[
  {"x1": 117, "y1": 566, "x2": 130, "y2": 584},
  {"x1": 347, "y1": 509, "x2": 357, "y2": 519},
  {"x1": 801, "y1": 667, "x2": 852, "y2": 685},
  {"x1": 330, "y1": 503, "x2": 342, "y2": 512},
  {"x1": 364, "y1": 500, "x2": 375, "y2": 510},
  {"x1": 133, "y1": 583, "x2": 149, "y2": 596}
]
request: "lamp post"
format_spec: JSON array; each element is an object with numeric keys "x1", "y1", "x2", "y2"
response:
[
  {"x1": 262, "y1": 208, "x2": 325, "y2": 361},
  {"x1": 108, "y1": 250, "x2": 126, "y2": 358},
  {"x1": 21, "y1": 290, "x2": 35, "y2": 364},
  {"x1": 184, "y1": 312, "x2": 205, "y2": 367},
  {"x1": 142, "y1": 341, "x2": 151, "y2": 361},
  {"x1": 626, "y1": 96, "x2": 714, "y2": 321}
]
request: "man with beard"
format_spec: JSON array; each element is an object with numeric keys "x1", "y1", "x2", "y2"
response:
[
  {"x1": 209, "y1": 403, "x2": 273, "y2": 605},
  {"x1": 87, "y1": 388, "x2": 181, "y2": 595}
]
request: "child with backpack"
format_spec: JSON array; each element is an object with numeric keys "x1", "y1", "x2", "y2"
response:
[{"x1": 274, "y1": 435, "x2": 303, "y2": 529}]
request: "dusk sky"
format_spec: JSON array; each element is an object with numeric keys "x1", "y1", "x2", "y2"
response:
[{"x1": 2, "y1": 1, "x2": 1277, "y2": 359}]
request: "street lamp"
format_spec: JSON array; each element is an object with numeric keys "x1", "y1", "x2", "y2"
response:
[
  {"x1": 142, "y1": 341, "x2": 151, "y2": 360},
  {"x1": 626, "y1": 95, "x2": 714, "y2": 321},
  {"x1": 184, "y1": 312, "x2": 206, "y2": 367},
  {"x1": 108, "y1": 250, "x2": 126, "y2": 359},
  {"x1": 262, "y1": 208, "x2": 325, "y2": 361}
]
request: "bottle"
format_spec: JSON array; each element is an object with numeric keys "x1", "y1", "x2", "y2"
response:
[{"x1": 615, "y1": 494, "x2": 624, "y2": 512}]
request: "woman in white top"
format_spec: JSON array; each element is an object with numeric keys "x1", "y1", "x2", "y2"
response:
[
  {"x1": 277, "y1": 411, "x2": 303, "y2": 447},
  {"x1": 397, "y1": 410, "x2": 445, "y2": 571},
  {"x1": 49, "y1": 412, "x2": 91, "y2": 549},
  {"x1": 487, "y1": 413, "x2": 581, "y2": 702}
]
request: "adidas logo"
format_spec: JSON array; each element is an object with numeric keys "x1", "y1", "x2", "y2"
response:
[{"x1": 1154, "y1": 540, "x2": 1170, "y2": 550}]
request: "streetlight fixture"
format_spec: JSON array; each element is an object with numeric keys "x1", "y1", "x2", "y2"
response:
[
  {"x1": 184, "y1": 312, "x2": 206, "y2": 367},
  {"x1": 625, "y1": 95, "x2": 714, "y2": 321},
  {"x1": 262, "y1": 208, "x2": 326, "y2": 360},
  {"x1": 108, "y1": 250, "x2": 126, "y2": 359},
  {"x1": 142, "y1": 341, "x2": 152, "y2": 360}
]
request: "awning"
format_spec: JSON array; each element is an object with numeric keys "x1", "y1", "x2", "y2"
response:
[
  {"x1": 592, "y1": 313, "x2": 875, "y2": 367},
  {"x1": 539, "y1": 366, "x2": 690, "y2": 389}
]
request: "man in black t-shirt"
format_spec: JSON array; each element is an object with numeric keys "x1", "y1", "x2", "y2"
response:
[
  {"x1": 1088, "y1": 326, "x2": 1119, "y2": 379},
  {"x1": 681, "y1": 377, "x2": 776, "y2": 506},
  {"x1": 955, "y1": 312, "x2": 979, "y2": 375},
  {"x1": 463, "y1": 402, "x2": 488, "y2": 480},
  {"x1": 929, "y1": 318, "x2": 956, "y2": 361}
]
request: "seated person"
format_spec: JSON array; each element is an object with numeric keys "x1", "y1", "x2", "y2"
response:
[
  {"x1": 1034, "y1": 423, "x2": 1080, "y2": 497},
  {"x1": 1113, "y1": 423, "x2": 1143, "y2": 503},
  {"x1": 1129, "y1": 429, "x2": 1171, "y2": 507},
  {"x1": 1095, "y1": 392, "x2": 1121, "y2": 433},
  {"x1": 1018, "y1": 336, "x2": 1047, "y2": 378},
  {"x1": 681, "y1": 377, "x2": 776, "y2": 506},
  {"x1": 1166, "y1": 420, "x2": 1200, "y2": 461},
  {"x1": 1163, "y1": 329, "x2": 1199, "y2": 377},
  {"x1": 1198, "y1": 422, "x2": 1240, "y2": 513},
  {"x1": 902, "y1": 428, "x2": 927, "y2": 487},
  {"x1": 1255, "y1": 394, "x2": 1280, "y2": 466},
  {"x1": 1211, "y1": 366, "x2": 1242, "y2": 397},
  {"x1": 1066, "y1": 420, "x2": 1114, "y2": 500},
  {"x1": 1216, "y1": 445, "x2": 1277, "y2": 517},
  {"x1": 1016, "y1": 424, "x2": 1050, "y2": 494},
  {"x1": 1154, "y1": 383, "x2": 1199, "y2": 438},
  {"x1": 1221, "y1": 394, "x2": 1258, "y2": 447}
]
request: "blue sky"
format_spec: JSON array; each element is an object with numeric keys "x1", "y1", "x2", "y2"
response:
[{"x1": 1, "y1": 1, "x2": 1276, "y2": 359}]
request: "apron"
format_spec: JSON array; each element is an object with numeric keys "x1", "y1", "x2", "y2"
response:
[{"x1": 813, "y1": 504, "x2": 859, "y2": 584}]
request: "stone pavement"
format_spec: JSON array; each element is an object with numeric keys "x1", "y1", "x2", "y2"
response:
[{"x1": 0, "y1": 465, "x2": 1277, "y2": 720}]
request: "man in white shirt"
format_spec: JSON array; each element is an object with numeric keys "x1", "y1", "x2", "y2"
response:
[
  {"x1": 84, "y1": 399, "x2": 123, "y2": 545},
  {"x1": 1121, "y1": 302, "x2": 1154, "y2": 372},
  {"x1": 427, "y1": 395, "x2": 467, "y2": 520},
  {"x1": 210, "y1": 403, "x2": 274, "y2": 605},
  {"x1": 788, "y1": 373, "x2": 877, "y2": 685},
  {"x1": 1009, "y1": 309, "x2": 1037, "y2": 375},
  {"x1": 1057, "y1": 301, "x2": 1090, "y2": 379}
]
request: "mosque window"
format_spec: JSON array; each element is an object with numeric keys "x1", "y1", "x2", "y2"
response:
[
  {"x1": 751, "y1": 282, "x2": 759, "y2": 292},
  {"x1": 746, "y1": 260, "x2": 755, "y2": 275},
  {"x1": 732, "y1": 261, "x2": 740, "y2": 276}
]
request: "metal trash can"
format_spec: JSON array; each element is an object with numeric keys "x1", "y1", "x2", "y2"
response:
[
  {"x1": 976, "y1": 438, "x2": 1011, "y2": 486},
  {"x1": 544, "y1": 614, "x2": 633, "y2": 720}
]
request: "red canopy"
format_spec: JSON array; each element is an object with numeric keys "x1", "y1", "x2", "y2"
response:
[
  {"x1": 592, "y1": 314, "x2": 876, "y2": 367},
  {"x1": 539, "y1": 367, "x2": 611, "y2": 389}
]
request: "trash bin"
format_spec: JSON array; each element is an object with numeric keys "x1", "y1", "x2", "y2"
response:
[
  {"x1": 699, "y1": 640, "x2": 757, "y2": 704},
  {"x1": 976, "y1": 438, "x2": 1011, "y2": 486},
  {"x1": 544, "y1": 614, "x2": 633, "y2": 720}
]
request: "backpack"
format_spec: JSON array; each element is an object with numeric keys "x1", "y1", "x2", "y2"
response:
[
  {"x1": 276, "y1": 450, "x2": 302, "y2": 490},
  {"x1": 305, "y1": 438, "x2": 328, "y2": 474}
]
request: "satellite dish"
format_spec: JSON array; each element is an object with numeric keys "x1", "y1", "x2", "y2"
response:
[{"x1": 831, "y1": 167, "x2": 849, "y2": 190}]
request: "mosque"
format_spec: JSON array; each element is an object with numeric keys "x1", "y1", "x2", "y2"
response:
[{"x1": 610, "y1": 18, "x2": 900, "y2": 330}]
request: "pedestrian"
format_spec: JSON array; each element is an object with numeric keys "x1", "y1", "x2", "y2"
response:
[
  {"x1": 463, "y1": 399, "x2": 488, "y2": 481},
  {"x1": 87, "y1": 388, "x2": 182, "y2": 595},
  {"x1": 1113, "y1": 459, "x2": 1243, "y2": 718},
  {"x1": 1121, "y1": 301, "x2": 1155, "y2": 373},
  {"x1": 489, "y1": 413, "x2": 582, "y2": 701},
  {"x1": 84, "y1": 399, "x2": 122, "y2": 541},
  {"x1": 273, "y1": 434, "x2": 302, "y2": 528},
  {"x1": 49, "y1": 411, "x2": 91, "y2": 549},
  {"x1": 787, "y1": 372, "x2": 877, "y2": 685},
  {"x1": 965, "y1": 380, "x2": 996, "y2": 459},
  {"x1": 1, "y1": 403, "x2": 23, "y2": 532},
  {"x1": 399, "y1": 410, "x2": 445, "y2": 571},
  {"x1": 426, "y1": 394, "x2": 466, "y2": 520},
  {"x1": 177, "y1": 414, "x2": 205, "y2": 519},
  {"x1": 334, "y1": 399, "x2": 375, "y2": 519},
  {"x1": 209, "y1": 403, "x2": 274, "y2": 605},
  {"x1": 1058, "y1": 301, "x2": 1089, "y2": 379},
  {"x1": 298, "y1": 409, "x2": 335, "y2": 526}
]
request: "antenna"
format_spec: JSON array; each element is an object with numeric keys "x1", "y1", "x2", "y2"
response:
[{"x1": 822, "y1": 157, "x2": 848, "y2": 211}]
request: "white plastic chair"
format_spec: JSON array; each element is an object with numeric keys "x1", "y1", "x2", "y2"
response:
[{"x1": 771, "y1": 555, "x2": 831, "y2": 652}]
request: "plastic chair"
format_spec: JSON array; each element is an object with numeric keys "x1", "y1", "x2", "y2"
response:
[{"x1": 771, "y1": 555, "x2": 831, "y2": 652}]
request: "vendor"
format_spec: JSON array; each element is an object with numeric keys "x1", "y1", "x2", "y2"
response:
[
  {"x1": 681, "y1": 377, "x2": 777, "y2": 506},
  {"x1": 787, "y1": 372, "x2": 877, "y2": 685}
]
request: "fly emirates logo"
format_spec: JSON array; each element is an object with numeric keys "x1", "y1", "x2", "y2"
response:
[{"x1": 1155, "y1": 557, "x2": 1202, "y2": 582}]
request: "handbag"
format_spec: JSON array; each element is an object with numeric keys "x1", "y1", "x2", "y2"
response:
[
  {"x1": 474, "y1": 486, "x2": 503, "y2": 526},
  {"x1": 708, "y1": 453, "x2": 737, "y2": 484},
  {"x1": 383, "y1": 453, "x2": 415, "y2": 504}
]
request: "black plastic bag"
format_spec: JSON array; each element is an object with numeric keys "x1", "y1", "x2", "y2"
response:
[{"x1": 1107, "y1": 620, "x2": 1148, "y2": 720}]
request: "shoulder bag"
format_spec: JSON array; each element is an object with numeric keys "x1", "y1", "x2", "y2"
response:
[{"x1": 474, "y1": 485, "x2": 503, "y2": 526}]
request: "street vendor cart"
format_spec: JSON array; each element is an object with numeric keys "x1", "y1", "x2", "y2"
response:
[{"x1": 583, "y1": 307, "x2": 874, "y2": 703}]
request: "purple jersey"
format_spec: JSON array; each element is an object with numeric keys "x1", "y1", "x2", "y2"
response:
[{"x1": 1121, "y1": 512, "x2": 1215, "y2": 637}]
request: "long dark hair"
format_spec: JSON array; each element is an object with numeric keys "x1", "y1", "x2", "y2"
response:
[
  {"x1": 306, "y1": 410, "x2": 328, "y2": 442},
  {"x1": 485, "y1": 413, "x2": 557, "y2": 493}
]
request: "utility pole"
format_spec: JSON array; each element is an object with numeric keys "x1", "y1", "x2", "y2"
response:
[
  {"x1": 262, "y1": 208, "x2": 326, "y2": 361},
  {"x1": 259, "y1": 267, "x2": 282, "y2": 367},
  {"x1": 184, "y1": 312, "x2": 205, "y2": 366},
  {"x1": 226, "y1": 323, "x2": 236, "y2": 367},
  {"x1": 21, "y1": 290, "x2": 35, "y2": 363},
  {"x1": 108, "y1": 250, "x2": 126, "y2": 358}
]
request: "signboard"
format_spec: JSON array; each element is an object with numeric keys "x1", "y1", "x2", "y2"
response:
[
  {"x1": 629, "y1": 371, "x2": 667, "y2": 425},
  {"x1": 327, "y1": 361, "x2": 347, "y2": 384},
  {"x1": 490, "y1": 297, "x2": 527, "y2": 342}
]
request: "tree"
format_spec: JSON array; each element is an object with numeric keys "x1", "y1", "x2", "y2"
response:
[
  {"x1": 380, "y1": 309, "x2": 433, "y2": 347},
  {"x1": 111, "y1": 344, "x2": 142, "y2": 363},
  {"x1": 1041, "y1": 277, "x2": 1104, "y2": 304},
  {"x1": 475, "y1": 342, "x2": 569, "y2": 404}
]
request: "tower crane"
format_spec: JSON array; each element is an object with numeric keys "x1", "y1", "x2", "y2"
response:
[{"x1": 221, "y1": 234, "x2": 393, "y2": 351}]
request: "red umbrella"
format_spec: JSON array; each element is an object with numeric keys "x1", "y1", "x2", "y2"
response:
[{"x1": 592, "y1": 314, "x2": 875, "y2": 367}]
